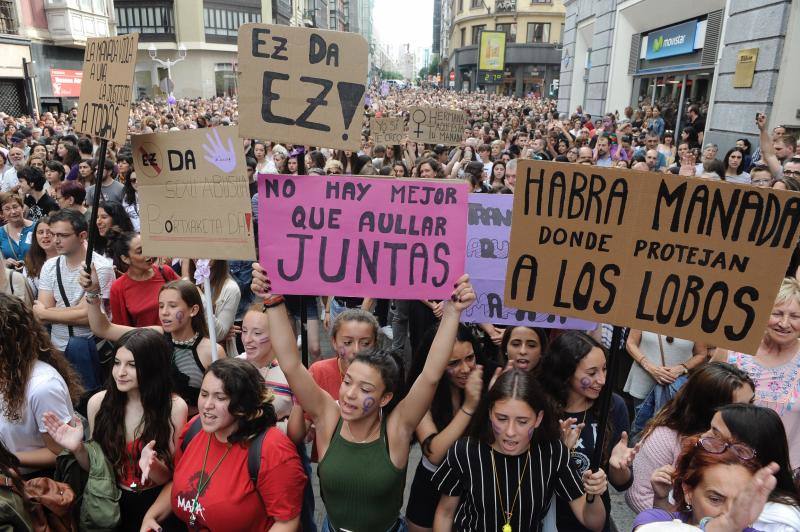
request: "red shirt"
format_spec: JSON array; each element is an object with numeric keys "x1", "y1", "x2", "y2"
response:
[
  {"x1": 171, "y1": 416, "x2": 306, "y2": 531},
  {"x1": 308, "y1": 357, "x2": 342, "y2": 400},
  {"x1": 110, "y1": 265, "x2": 179, "y2": 326}
]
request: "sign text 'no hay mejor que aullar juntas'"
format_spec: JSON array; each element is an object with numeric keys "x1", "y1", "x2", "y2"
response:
[{"x1": 504, "y1": 161, "x2": 800, "y2": 354}]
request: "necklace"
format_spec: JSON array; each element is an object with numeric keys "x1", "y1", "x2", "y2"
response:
[
  {"x1": 490, "y1": 448, "x2": 530, "y2": 532},
  {"x1": 172, "y1": 332, "x2": 200, "y2": 347},
  {"x1": 344, "y1": 418, "x2": 380, "y2": 444},
  {"x1": 570, "y1": 408, "x2": 589, "y2": 455},
  {"x1": 188, "y1": 436, "x2": 230, "y2": 528}
]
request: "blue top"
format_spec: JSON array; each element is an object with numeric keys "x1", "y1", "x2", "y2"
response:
[{"x1": 0, "y1": 223, "x2": 35, "y2": 261}]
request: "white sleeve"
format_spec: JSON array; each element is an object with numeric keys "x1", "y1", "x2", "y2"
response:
[
  {"x1": 212, "y1": 279, "x2": 241, "y2": 338},
  {"x1": 29, "y1": 374, "x2": 73, "y2": 431},
  {"x1": 96, "y1": 259, "x2": 116, "y2": 299},
  {"x1": 37, "y1": 258, "x2": 57, "y2": 298}
]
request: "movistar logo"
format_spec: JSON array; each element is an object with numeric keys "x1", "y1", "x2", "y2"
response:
[{"x1": 652, "y1": 33, "x2": 686, "y2": 53}]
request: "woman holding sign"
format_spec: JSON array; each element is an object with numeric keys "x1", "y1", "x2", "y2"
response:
[
  {"x1": 81, "y1": 269, "x2": 225, "y2": 413},
  {"x1": 714, "y1": 277, "x2": 800, "y2": 471},
  {"x1": 251, "y1": 263, "x2": 476, "y2": 532}
]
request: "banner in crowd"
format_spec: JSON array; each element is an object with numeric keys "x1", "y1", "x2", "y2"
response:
[
  {"x1": 132, "y1": 127, "x2": 256, "y2": 261},
  {"x1": 238, "y1": 23, "x2": 368, "y2": 151},
  {"x1": 258, "y1": 174, "x2": 469, "y2": 299},
  {"x1": 464, "y1": 193, "x2": 594, "y2": 329},
  {"x1": 75, "y1": 33, "x2": 138, "y2": 145},
  {"x1": 407, "y1": 106, "x2": 466, "y2": 145},
  {"x1": 504, "y1": 161, "x2": 800, "y2": 353},
  {"x1": 370, "y1": 116, "x2": 405, "y2": 146},
  {"x1": 50, "y1": 69, "x2": 83, "y2": 98}
]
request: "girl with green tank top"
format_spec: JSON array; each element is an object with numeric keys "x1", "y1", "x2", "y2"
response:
[{"x1": 252, "y1": 264, "x2": 476, "y2": 532}]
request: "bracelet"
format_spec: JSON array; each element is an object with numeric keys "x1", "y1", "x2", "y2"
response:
[
  {"x1": 680, "y1": 363, "x2": 689, "y2": 374},
  {"x1": 460, "y1": 407, "x2": 474, "y2": 416},
  {"x1": 262, "y1": 295, "x2": 285, "y2": 310},
  {"x1": 85, "y1": 291, "x2": 100, "y2": 301}
]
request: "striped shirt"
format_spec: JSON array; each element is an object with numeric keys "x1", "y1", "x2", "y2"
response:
[{"x1": 432, "y1": 438, "x2": 585, "y2": 532}]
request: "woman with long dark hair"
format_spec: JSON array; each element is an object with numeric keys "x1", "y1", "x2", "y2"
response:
[
  {"x1": 95, "y1": 201, "x2": 134, "y2": 262},
  {"x1": 499, "y1": 325, "x2": 549, "y2": 373},
  {"x1": 626, "y1": 362, "x2": 755, "y2": 513},
  {"x1": 140, "y1": 358, "x2": 307, "y2": 530},
  {"x1": 43, "y1": 329, "x2": 188, "y2": 530},
  {"x1": 22, "y1": 216, "x2": 57, "y2": 299},
  {"x1": 121, "y1": 170, "x2": 140, "y2": 232},
  {"x1": 432, "y1": 369, "x2": 609, "y2": 531},
  {"x1": 539, "y1": 331, "x2": 639, "y2": 532},
  {"x1": 0, "y1": 293, "x2": 82, "y2": 478}
]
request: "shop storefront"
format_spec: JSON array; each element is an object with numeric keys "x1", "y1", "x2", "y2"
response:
[{"x1": 630, "y1": 12, "x2": 722, "y2": 141}]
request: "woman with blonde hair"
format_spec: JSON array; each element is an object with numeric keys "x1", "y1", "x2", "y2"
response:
[{"x1": 714, "y1": 277, "x2": 800, "y2": 469}]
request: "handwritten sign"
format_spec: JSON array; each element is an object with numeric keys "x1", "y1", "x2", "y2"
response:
[
  {"x1": 370, "y1": 116, "x2": 405, "y2": 146},
  {"x1": 75, "y1": 33, "x2": 138, "y2": 145},
  {"x1": 464, "y1": 193, "x2": 594, "y2": 329},
  {"x1": 504, "y1": 161, "x2": 800, "y2": 353},
  {"x1": 238, "y1": 23, "x2": 368, "y2": 151},
  {"x1": 407, "y1": 106, "x2": 466, "y2": 145},
  {"x1": 258, "y1": 174, "x2": 469, "y2": 299},
  {"x1": 132, "y1": 127, "x2": 256, "y2": 261}
]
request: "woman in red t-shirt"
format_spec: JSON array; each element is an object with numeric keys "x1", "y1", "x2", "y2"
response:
[
  {"x1": 107, "y1": 232, "x2": 180, "y2": 327},
  {"x1": 140, "y1": 358, "x2": 307, "y2": 531}
]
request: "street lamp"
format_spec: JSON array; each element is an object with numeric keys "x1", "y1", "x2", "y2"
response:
[{"x1": 147, "y1": 42, "x2": 187, "y2": 106}]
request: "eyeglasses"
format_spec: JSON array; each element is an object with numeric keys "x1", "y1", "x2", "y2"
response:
[
  {"x1": 752, "y1": 178, "x2": 773, "y2": 186},
  {"x1": 697, "y1": 436, "x2": 756, "y2": 460},
  {"x1": 783, "y1": 170, "x2": 800, "y2": 179}
]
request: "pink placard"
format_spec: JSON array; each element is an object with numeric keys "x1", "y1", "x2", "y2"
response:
[{"x1": 258, "y1": 174, "x2": 468, "y2": 299}]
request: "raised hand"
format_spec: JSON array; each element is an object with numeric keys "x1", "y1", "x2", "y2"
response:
[
  {"x1": 250, "y1": 262, "x2": 272, "y2": 299},
  {"x1": 463, "y1": 365, "x2": 483, "y2": 411},
  {"x1": 138, "y1": 440, "x2": 158, "y2": 485},
  {"x1": 559, "y1": 417, "x2": 584, "y2": 450},
  {"x1": 715, "y1": 462, "x2": 778, "y2": 530},
  {"x1": 202, "y1": 129, "x2": 237, "y2": 173},
  {"x1": 609, "y1": 432, "x2": 641, "y2": 472},
  {"x1": 42, "y1": 412, "x2": 84, "y2": 453},
  {"x1": 78, "y1": 263, "x2": 100, "y2": 293},
  {"x1": 650, "y1": 464, "x2": 676, "y2": 500},
  {"x1": 445, "y1": 274, "x2": 476, "y2": 314}
]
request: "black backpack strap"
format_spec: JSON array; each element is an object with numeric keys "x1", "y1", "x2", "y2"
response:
[
  {"x1": 247, "y1": 429, "x2": 266, "y2": 485},
  {"x1": 55, "y1": 257, "x2": 74, "y2": 337},
  {"x1": 180, "y1": 416, "x2": 204, "y2": 452}
]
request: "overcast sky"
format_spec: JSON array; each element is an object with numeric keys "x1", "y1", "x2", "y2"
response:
[{"x1": 373, "y1": 0, "x2": 433, "y2": 51}]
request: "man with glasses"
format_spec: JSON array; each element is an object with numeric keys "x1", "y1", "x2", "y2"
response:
[
  {"x1": 33, "y1": 209, "x2": 115, "y2": 352},
  {"x1": 782, "y1": 157, "x2": 800, "y2": 181},
  {"x1": 749, "y1": 164, "x2": 775, "y2": 188}
]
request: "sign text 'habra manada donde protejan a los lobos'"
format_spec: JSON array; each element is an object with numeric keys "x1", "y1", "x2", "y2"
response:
[
  {"x1": 237, "y1": 23, "x2": 368, "y2": 152},
  {"x1": 504, "y1": 161, "x2": 800, "y2": 354},
  {"x1": 258, "y1": 174, "x2": 469, "y2": 299}
]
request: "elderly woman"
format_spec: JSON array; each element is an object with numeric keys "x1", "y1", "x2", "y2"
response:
[{"x1": 714, "y1": 277, "x2": 800, "y2": 469}]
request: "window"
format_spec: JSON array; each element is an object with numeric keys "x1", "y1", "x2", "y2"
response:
[
  {"x1": 526, "y1": 22, "x2": 550, "y2": 43},
  {"x1": 560, "y1": 23, "x2": 565, "y2": 43},
  {"x1": 460, "y1": 27, "x2": 466, "y2": 47},
  {"x1": 470, "y1": 0, "x2": 482, "y2": 7},
  {"x1": 495, "y1": 22, "x2": 516, "y2": 43},
  {"x1": 0, "y1": 0, "x2": 18, "y2": 35},
  {"x1": 203, "y1": 6, "x2": 262, "y2": 42},
  {"x1": 471, "y1": 24, "x2": 485, "y2": 45},
  {"x1": 115, "y1": 5, "x2": 175, "y2": 38},
  {"x1": 458, "y1": 0, "x2": 463, "y2": 12}
]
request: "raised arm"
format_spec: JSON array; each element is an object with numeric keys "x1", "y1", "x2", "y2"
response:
[
  {"x1": 757, "y1": 113, "x2": 782, "y2": 178},
  {"x1": 388, "y1": 275, "x2": 474, "y2": 442},
  {"x1": 251, "y1": 263, "x2": 337, "y2": 425},
  {"x1": 78, "y1": 265, "x2": 136, "y2": 342}
]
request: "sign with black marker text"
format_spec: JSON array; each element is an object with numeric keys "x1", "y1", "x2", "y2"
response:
[{"x1": 407, "y1": 106, "x2": 466, "y2": 146}]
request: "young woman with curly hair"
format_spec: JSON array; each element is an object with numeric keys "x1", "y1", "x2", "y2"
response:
[{"x1": 0, "y1": 293, "x2": 82, "y2": 478}]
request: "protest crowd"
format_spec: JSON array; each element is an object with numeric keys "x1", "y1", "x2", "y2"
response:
[{"x1": 2, "y1": 72, "x2": 800, "y2": 532}]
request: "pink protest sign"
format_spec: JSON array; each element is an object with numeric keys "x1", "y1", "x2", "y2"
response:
[{"x1": 258, "y1": 174, "x2": 469, "y2": 299}]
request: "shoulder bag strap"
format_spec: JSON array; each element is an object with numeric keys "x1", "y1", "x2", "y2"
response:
[
  {"x1": 247, "y1": 429, "x2": 266, "y2": 485},
  {"x1": 179, "y1": 416, "x2": 204, "y2": 452},
  {"x1": 55, "y1": 257, "x2": 74, "y2": 337},
  {"x1": 657, "y1": 334, "x2": 666, "y2": 367}
]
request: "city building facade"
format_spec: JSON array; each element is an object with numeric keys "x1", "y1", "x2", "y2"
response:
[
  {"x1": 444, "y1": 0, "x2": 566, "y2": 96},
  {"x1": 558, "y1": 0, "x2": 799, "y2": 149}
]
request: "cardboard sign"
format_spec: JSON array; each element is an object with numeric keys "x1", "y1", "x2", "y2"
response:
[
  {"x1": 370, "y1": 116, "x2": 405, "y2": 146},
  {"x1": 75, "y1": 33, "x2": 138, "y2": 145},
  {"x1": 464, "y1": 193, "x2": 594, "y2": 329},
  {"x1": 238, "y1": 23, "x2": 368, "y2": 151},
  {"x1": 258, "y1": 174, "x2": 469, "y2": 299},
  {"x1": 50, "y1": 69, "x2": 83, "y2": 97},
  {"x1": 407, "y1": 106, "x2": 466, "y2": 146},
  {"x1": 132, "y1": 127, "x2": 256, "y2": 261},
  {"x1": 504, "y1": 161, "x2": 800, "y2": 353}
]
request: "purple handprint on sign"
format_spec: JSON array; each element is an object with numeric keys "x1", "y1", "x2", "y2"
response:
[{"x1": 202, "y1": 129, "x2": 237, "y2": 173}]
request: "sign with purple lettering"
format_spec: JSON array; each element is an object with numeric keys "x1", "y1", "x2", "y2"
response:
[
  {"x1": 463, "y1": 193, "x2": 594, "y2": 329},
  {"x1": 258, "y1": 174, "x2": 469, "y2": 299}
]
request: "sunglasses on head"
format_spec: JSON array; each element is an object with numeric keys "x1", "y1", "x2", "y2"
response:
[{"x1": 697, "y1": 436, "x2": 756, "y2": 461}]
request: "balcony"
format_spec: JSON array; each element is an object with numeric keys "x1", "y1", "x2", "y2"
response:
[
  {"x1": 115, "y1": 1, "x2": 176, "y2": 42},
  {"x1": 44, "y1": 0, "x2": 111, "y2": 47},
  {"x1": 0, "y1": 0, "x2": 18, "y2": 35}
]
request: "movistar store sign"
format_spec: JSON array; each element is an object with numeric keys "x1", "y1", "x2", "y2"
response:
[{"x1": 646, "y1": 20, "x2": 698, "y2": 60}]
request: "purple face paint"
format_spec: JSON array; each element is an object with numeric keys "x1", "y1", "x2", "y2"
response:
[
  {"x1": 175, "y1": 310, "x2": 185, "y2": 323},
  {"x1": 257, "y1": 336, "x2": 271, "y2": 344},
  {"x1": 579, "y1": 377, "x2": 592, "y2": 390},
  {"x1": 527, "y1": 427, "x2": 534, "y2": 440},
  {"x1": 491, "y1": 421, "x2": 503, "y2": 435},
  {"x1": 363, "y1": 397, "x2": 376, "y2": 413}
]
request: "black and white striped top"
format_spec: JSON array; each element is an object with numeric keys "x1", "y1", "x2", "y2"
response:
[{"x1": 432, "y1": 437, "x2": 585, "y2": 532}]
